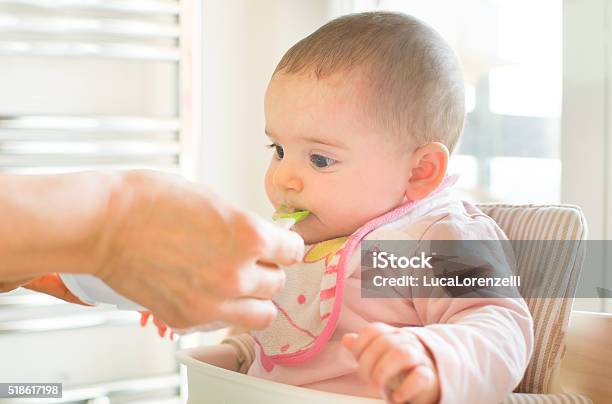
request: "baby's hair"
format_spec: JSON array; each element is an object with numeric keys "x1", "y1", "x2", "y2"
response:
[{"x1": 274, "y1": 11, "x2": 465, "y2": 152}]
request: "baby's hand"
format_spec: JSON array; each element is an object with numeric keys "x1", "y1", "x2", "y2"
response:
[{"x1": 342, "y1": 323, "x2": 440, "y2": 404}]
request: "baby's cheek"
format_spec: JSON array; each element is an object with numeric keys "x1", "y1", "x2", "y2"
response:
[
  {"x1": 319, "y1": 201, "x2": 366, "y2": 235},
  {"x1": 263, "y1": 166, "x2": 277, "y2": 206}
]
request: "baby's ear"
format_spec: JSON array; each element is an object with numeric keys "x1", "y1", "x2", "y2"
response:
[{"x1": 405, "y1": 142, "x2": 449, "y2": 201}]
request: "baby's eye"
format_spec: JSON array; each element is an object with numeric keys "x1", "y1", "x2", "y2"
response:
[
  {"x1": 267, "y1": 143, "x2": 284, "y2": 159},
  {"x1": 310, "y1": 154, "x2": 337, "y2": 168}
]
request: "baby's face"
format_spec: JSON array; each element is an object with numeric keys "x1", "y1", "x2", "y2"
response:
[{"x1": 264, "y1": 72, "x2": 413, "y2": 244}]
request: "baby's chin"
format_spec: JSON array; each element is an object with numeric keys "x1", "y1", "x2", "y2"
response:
[{"x1": 299, "y1": 232, "x2": 331, "y2": 245}]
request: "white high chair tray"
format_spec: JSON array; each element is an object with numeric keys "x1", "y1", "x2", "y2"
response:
[{"x1": 177, "y1": 347, "x2": 383, "y2": 403}]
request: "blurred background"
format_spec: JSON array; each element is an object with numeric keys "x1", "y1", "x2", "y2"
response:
[{"x1": 0, "y1": 0, "x2": 609, "y2": 402}]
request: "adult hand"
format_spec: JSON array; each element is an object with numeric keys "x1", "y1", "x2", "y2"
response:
[
  {"x1": 0, "y1": 170, "x2": 301, "y2": 330},
  {"x1": 94, "y1": 170, "x2": 304, "y2": 330}
]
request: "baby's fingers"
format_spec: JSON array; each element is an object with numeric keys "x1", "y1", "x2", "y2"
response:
[
  {"x1": 357, "y1": 334, "x2": 396, "y2": 383},
  {"x1": 341, "y1": 333, "x2": 359, "y2": 350},
  {"x1": 349, "y1": 322, "x2": 396, "y2": 360},
  {"x1": 391, "y1": 366, "x2": 436, "y2": 404},
  {"x1": 372, "y1": 348, "x2": 421, "y2": 389}
]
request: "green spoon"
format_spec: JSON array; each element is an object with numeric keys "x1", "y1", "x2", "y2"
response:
[{"x1": 273, "y1": 205, "x2": 310, "y2": 224}]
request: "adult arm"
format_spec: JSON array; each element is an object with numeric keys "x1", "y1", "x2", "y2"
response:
[{"x1": 0, "y1": 170, "x2": 304, "y2": 330}]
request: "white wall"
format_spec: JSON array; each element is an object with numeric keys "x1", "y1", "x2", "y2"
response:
[
  {"x1": 198, "y1": 0, "x2": 334, "y2": 217},
  {"x1": 561, "y1": 0, "x2": 610, "y2": 312}
]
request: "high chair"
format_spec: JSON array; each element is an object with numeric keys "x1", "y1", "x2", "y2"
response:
[{"x1": 178, "y1": 203, "x2": 611, "y2": 404}]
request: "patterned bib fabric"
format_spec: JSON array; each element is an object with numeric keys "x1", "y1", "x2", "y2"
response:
[{"x1": 251, "y1": 235, "x2": 354, "y2": 371}]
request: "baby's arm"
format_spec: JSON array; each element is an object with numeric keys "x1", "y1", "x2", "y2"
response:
[
  {"x1": 220, "y1": 333, "x2": 257, "y2": 373},
  {"x1": 343, "y1": 297, "x2": 532, "y2": 404},
  {"x1": 343, "y1": 323, "x2": 440, "y2": 404},
  {"x1": 406, "y1": 297, "x2": 533, "y2": 404},
  {"x1": 402, "y1": 220, "x2": 534, "y2": 404},
  {"x1": 344, "y1": 218, "x2": 533, "y2": 404}
]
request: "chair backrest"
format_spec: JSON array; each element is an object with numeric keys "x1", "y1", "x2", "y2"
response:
[{"x1": 476, "y1": 204, "x2": 587, "y2": 394}]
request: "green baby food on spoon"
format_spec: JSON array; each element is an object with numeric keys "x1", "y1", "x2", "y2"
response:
[{"x1": 273, "y1": 205, "x2": 310, "y2": 224}]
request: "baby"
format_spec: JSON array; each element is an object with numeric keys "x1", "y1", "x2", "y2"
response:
[
  {"x1": 216, "y1": 11, "x2": 535, "y2": 404},
  {"x1": 153, "y1": 11, "x2": 534, "y2": 404}
]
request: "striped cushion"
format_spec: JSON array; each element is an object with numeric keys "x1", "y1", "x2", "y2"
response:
[
  {"x1": 502, "y1": 393, "x2": 592, "y2": 404},
  {"x1": 477, "y1": 204, "x2": 587, "y2": 395}
]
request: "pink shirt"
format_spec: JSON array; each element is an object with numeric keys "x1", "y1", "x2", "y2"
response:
[{"x1": 248, "y1": 190, "x2": 534, "y2": 404}]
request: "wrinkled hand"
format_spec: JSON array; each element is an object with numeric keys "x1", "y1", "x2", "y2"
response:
[
  {"x1": 342, "y1": 323, "x2": 440, "y2": 404},
  {"x1": 95, "y1": 171, "x2": 304, "y2": 331}
]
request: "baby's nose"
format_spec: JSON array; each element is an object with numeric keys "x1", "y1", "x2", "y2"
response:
[{"x1": 273, "y1": 160, "x2": 303, "y2": 192}]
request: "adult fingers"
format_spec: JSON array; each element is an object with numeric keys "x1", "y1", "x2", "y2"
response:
[
  {"x1": 217, "y1": 297, "x2": 278, "y2": 330},
  {"x1": 255, "y1": 218, "x2": 305, "y2": 265},
  {"x1": 235, "y1": 263, "x2": 286, "y2": 300}
]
